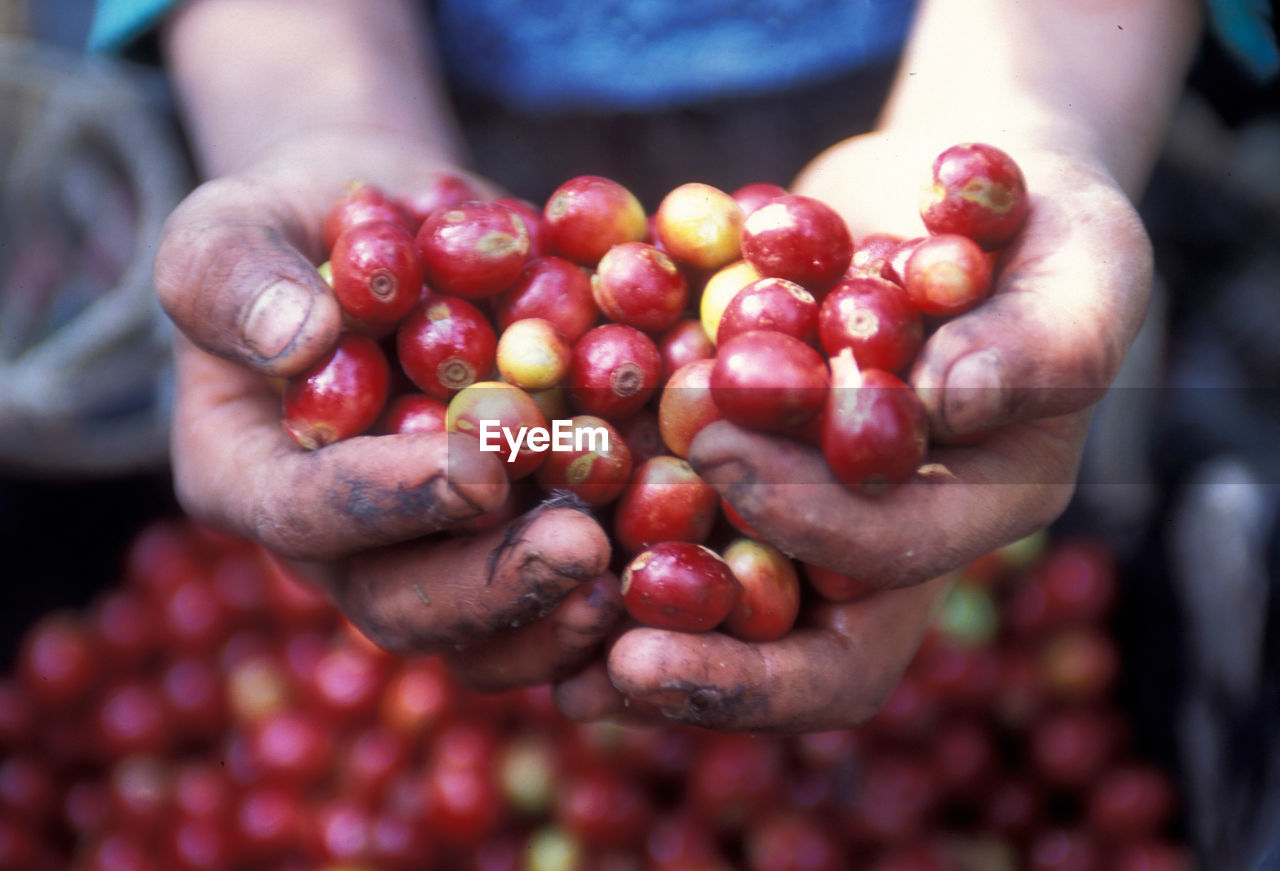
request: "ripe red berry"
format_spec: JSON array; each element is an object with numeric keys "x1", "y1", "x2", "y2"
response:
[
  {"x1": 543, "y1": 175, "x2": 647, "y2": 265},
  {"x1": 378, "y1": 393, "x2": 448, "y2": 434},
  {"x1": 534, "y1": 415, "x2": 633, "y2": 506},
  {"x1": 720, "y1": 538, "x2": 801, "y2": 642},
  {"x1": 902, "y1": 232, "x2": 992, "y2": 317},
  {"x1": 494, "y1": 255, "x2": 599, "y2": 344},
  {"x1": 920, "y1": 141, "x2": 1029, "y2": 250},
  {"x1": 821, "y1": 350, "x2": 927, "y2": 493},
  {"x1": 658, "y1": 358, "x2": 724, "y2": 459},
  {"x1": 329, "y1": 220, "x2": 423, "y2": 328},
  {"x1": 740, "y1": 193, "x2": 853, "y2": 292},
  {"x1": 567, "y1": 324, "x2": 662, "y2": 422},
  {"x1": 710, "y1": 330, "x2": 830, "y2": 432},
  {"x1": 322, "y1": 181, "x2": 415, "y2": 251},
  {"x1": 416, "y1": 200, "x2": 531, "y2": 298},
  {"x1": 613, "y1": 455, "x2": 719, "y2": 554},
  {"x1": 447, "y1": 381, "x2": 550, "y2": 480},
  {"x1": 716, "y1": 277, "x2": 819, "y2": 346},
  {"x1": 818, "y1": 275, "x2": 923, "y2": 373},
  {"x1": 592, "y1": 241, "x2": 689, "y2": 333},
  {"x1": 396, "y1": 292, "x2": 497, "y2": 400},
  {"x1": 621, "y1": 541, "x2": 742, "y2": 633},
  {"x1": 282, "y1": 333, "x2": 390, "y2": 449}
]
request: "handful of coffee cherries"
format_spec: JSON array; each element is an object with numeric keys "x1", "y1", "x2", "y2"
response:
[{"x1": 279, "y1": 143, "x2": 1030, "y2": 641}]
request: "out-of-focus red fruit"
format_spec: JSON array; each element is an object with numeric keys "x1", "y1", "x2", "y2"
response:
[
  {"x1": 1037, "y1": 537, "x2": 1119, "y2": 625},
  {"x1": 245, "y1": 707, "x2": 333, "y2": 788},
  {"x1": 732, "y1": 181, "x2": 789, "y2": 216},
  {"x1": 303, "y1": 643, "x2": 387, "y2": 723},
  {"x1": 424, "y1": 762, "x2": 505, "y2": 849},
  {"x1": 89, "y1": 589, "x2": 155, "y2": 675},
  {"x1": 931, "y1": 717, "x2": 1000, "y2": 800},
  {"x1": 17, "y1": 611, "x2": 99, "y2": 710},
  {"x1": 234, "y1": 783, "x2": 304, "y2": 862},
  {"x1": 1038, "y1": 626, "x2": 1121, "y2": 701},
  {"x1": 78, "y1": 831, "x2": 163, "y2": 871},
  {"x1": 399, "y1": 171, "x2": 485, "y2": 227},
  {"x1": 92, "y1": 679, "x2": 173, "y2": 759},
  {"x1": 1109, "y1": 842, "x2": 1196, "y2": 871},
  {"x1": 1026, "y1": 827, "x2": 1104, "y2": 871},
  {"x1": 687, "y1": 734, "x2": 786, "y2": 831},
  {"x1": 0, "y1": 755, "x2": 56, "y2": 824},
  {"x1": 162, "y1": 815, "x2": 236, "y2": 871},
  {"x1": 745, "y1": 811, "x2": 846, "y2": 871},
  {"x1": 380, "y1": 656, "x2": 454, "y2": 737},
  {"x1": 1030, "y1": 708, "x2": 1123, "y2": 789},
  {"x1": 555, "y1": 768, "x2": 654, "y2": 849},
  {"x1": 1085, "y1": 763, "x2": 1178, "y2": 839},
  {"x1": 867, "y1": 673, "x2": 939, "y2": 741},
  {"x1": 983, "y1": 777, "x2": 1044, "y2": 840},
  {"x1": 844, "y1": 752, "x2": 941, "y2": 844}
]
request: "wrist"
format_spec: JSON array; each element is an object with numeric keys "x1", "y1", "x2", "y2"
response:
[
  {"x1": 874, "y1": 0, "x2": 1202, "y2": 198},
  {"x1": 164, "y1": 0, "x2": 465, "y2": 178}
]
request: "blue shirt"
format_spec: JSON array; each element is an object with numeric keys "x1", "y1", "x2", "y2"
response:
[{"x1": 88, "y1": 0, "x2": 1279, "y2": 106}]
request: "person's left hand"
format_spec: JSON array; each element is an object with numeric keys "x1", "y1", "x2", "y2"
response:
[{"x1": 554, "y1": 131, "x2": 1151, "y2": 732}]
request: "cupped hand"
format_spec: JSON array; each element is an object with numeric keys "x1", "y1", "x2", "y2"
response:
[
  {"x1": 557, "y1": 131, "x2": 1152, "y2": 733},
  {"x1": 156, "y1": 136, "x2": 620, "y2": 690}
]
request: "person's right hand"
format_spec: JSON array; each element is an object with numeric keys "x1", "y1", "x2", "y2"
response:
[{"x1": 153, "y1": 135, "x2": 621, "y2": 691}]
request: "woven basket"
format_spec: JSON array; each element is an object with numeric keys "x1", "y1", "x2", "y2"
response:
[{"x1": 0, "y1": 37, "x2": 189, "y2": 475}]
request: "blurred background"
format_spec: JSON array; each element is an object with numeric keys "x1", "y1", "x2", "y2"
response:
[{"x1": 0, "y1": 1, "x2": 1278, "y2": 869}]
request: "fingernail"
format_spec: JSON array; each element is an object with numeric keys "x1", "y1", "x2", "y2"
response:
[
  {"x1": 943, "y1": 350, "x2": 1007, "y2": 434},
  {"x1": 242, "y1": 280, "x2": 314, "y2": 361}
]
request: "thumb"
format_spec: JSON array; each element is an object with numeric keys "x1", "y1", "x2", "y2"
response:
[
  {"x1": 154, "y1": 176, "x2": 343, "y2": 377},
  {"x1": 911, "y1": 174, "x2": 1152, "y2": 438}
]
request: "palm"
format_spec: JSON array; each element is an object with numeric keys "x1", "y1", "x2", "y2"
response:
[{"x1": 573, "y1": 132, "x2": 1154, "y2": 733}]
